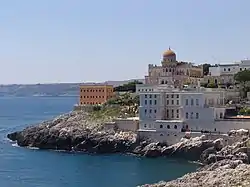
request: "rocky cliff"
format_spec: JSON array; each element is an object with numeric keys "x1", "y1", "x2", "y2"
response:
[
  {"x1": 140, "y1": 159, "x2": 250, "y2": 187},
  {"x1": 7, "y1": 111, "x2": 250, "y2": 187}
]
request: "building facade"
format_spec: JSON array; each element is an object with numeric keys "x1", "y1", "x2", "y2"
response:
[
  {"x1": 145, "y1": 48, "x2": 203, "y2": 87},
  {"x1": 203, "y1": 60, "x2": 250, "y2": 85},
  {"x1": 137, "y1": 84, "x2": 230, "y2": 144},
  {"x1": 79, "y1": 84, "x2": 113, "y2": 105}
]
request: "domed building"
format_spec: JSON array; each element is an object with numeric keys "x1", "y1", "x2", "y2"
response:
[{"x1": 145, "y1": 47, "x2": 203, "y2": 87}]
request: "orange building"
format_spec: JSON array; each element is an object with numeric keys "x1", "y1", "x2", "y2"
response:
[{"x1": 79, "y1": 84, "x2": 114, "y2": 105}]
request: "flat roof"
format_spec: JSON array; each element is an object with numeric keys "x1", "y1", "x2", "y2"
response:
[{"x1": 80, "y1": 84, "x2": 113, "y2": 87}]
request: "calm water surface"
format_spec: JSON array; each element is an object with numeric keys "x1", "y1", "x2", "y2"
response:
[{"x1": 0, "y1": 97, "x2": 197, "y2": 187}]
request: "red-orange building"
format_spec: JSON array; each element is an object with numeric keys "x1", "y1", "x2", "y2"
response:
[{"x1": 79, "y1": 84, "x2": 114, "y2": 105}]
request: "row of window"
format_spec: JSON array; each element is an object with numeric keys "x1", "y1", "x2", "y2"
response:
[
  {"x1": 166, "y1": 94, "x2": 179, "y2": 99},
  {"x1": 143, "y1": 124, "x2": 178, "y2": 129},
  {"x1": 80, "y1": 102, "x2": 102, "y2": 105},
  {"x1": 159, "y1": 124, "x2": 178, "y2": 129},
  {"x1": 163, "y1": 68, "x2": 175, "y2": 73},
  {"x1": 138, "y1": 88, "x2": 154, "y2": 92},
  {"x1": 81, "y1": 95, "x2": 105, "y2": 99},
  {"x1": 166, "y1": 99, "x2": 179, "y2": 105},
  {"x1": 185, "y1": 98, "x2": 199, "y2": 106},
  {"x1": 81, "y1": 89, "x2": 113, "y2": 93},
  {"x1": 145, "y1": 109, "x2": 157, "y2": 114},
  {"x1": 144, "y1": 100, "x2": 157, "y2": 105},
  {"x1": 185, "y1": 112, "x2": 199, "y2": 119},
  {"x1": 145, "y1": 94, "x2": 157, "y2": 99},
  {"x1": 166, "y1": 109, "x2": 179, "y2": 118}
]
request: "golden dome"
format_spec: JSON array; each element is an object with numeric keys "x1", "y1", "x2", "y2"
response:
[{"x1": 163, "y1": 47, "x2": 176, "y2": 57}]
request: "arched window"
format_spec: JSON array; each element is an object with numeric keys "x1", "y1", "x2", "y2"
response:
[
  {"x1": 161, "y1": 80, "x2": 164, "y2": 84},
  {"x1": 160, "y1": 124, "x2": 163, "y2": 128},
  {"x1": 167, "y1": 125, "x2": 170, "y2": 129},
  {"x1": 174, "y1": 125, "x2": 177, "y2": 129}
]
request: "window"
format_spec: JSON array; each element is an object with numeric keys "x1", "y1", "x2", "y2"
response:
[
  {"x1": 176, "y1": 109, "x2": 179, "y2": 113},
  {"x1": 171, "y1": 94, "x2": 174, "y2": 98},
  {"x1": 186, "y1": 112, "x2": 188, "y2": 119},
  {"x1": 145, "y1": 95, "x2": 147, "y2": 98},
  {"x1": 171, "y1": 109, "x2": 174, "y2": 118},
  {"x1": 196, "y1": 113, "x2": 199, "y2": 119},
  {"x1": 145, "y1": 109, "x2": 147, "y2": 114},
  {"x1": 174, "y1": 125, "x2": 177, "y2": 129},
  {"x1": 149, "y1": 95, "x2": 152, "y2": 98},
  {"x1": 166, "y1": 109, "x2": 169, "y2": 118},
  {"x1": 191, "y1": 99, "x2": 194, "y2": 106},
  {"x1": 166, "y1": 94, "x2": 169, "y2": 98},
  {"x1": 167, "y1": 125, "x2": 170, "y2": 129},
  {"x1": 176, "y1": 113, "x2": 179, "y2": 118},
  {"x1": 196, "y1": 99, "x2": 199, "y2": 106},
  {"x1": 228, "y1": 68, "x2": 230, "y2": 71},
  {"x1": 160, "y1": 124, "x2": 163, "y2": 128},
  {"x1": 176, "y1": 94, "x2": 179, "y2": 98},
  {"x1": 149, "y1": 100, "x2": 152, "y2": 105},
  {"x1": 154, "y1": 100, "x2": 157, "y2": 105},
  {"x1": 176, "y1": 100, "x2": 179, "y2": 105},
  {"x1": 191, "y1": 112, "x2": 194, "y2": 119},
  {"x1": 154, "y1": 109, "x2": 157, "y2": 113},
  {"x1": 185, "y1": 99, "x2": 188, "y2": 106},
  {"x1": 154, "y1": 95, "x2": 157, "y2": 98},
  {"x1": 144, "y1": 124, "x2": 147, "y2": 128},
  {"x1": 145, "y1": 100, "x2": 147, "y2": 105},
  {"x1": 149, "y1": 109, "x2": 152, "y2": 113},
  {"x1": 224, "y1": 68, "x2": 226, "y2": 71},
  {"x1": 171, "y1": 100, "x2": 174, "y2": 105},
  {"x1": 167, "y1": 100, "x2": 169, "y2": 105}
]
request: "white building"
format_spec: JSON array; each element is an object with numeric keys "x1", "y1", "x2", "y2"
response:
[
  {"x1": 137, "y1": 84, "x2": 230, "y2": 144},
  {"x1": 204, "y1": 60, "x2": 250, "y2": 85}
]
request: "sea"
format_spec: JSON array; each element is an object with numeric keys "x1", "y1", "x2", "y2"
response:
[{"x1": 0, "y1": 96, "x2": 197, "y2": 187}]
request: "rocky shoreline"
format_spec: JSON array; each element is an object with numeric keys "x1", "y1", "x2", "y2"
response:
[{"x1": 7, "y1": 111, "x2": 250, "y2": 186}]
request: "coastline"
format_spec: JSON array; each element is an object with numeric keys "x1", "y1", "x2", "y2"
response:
[{"x1": 7, "y1": 110, "x2": 250, "y2": 186}]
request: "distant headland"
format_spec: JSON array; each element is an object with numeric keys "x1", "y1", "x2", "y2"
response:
[{"x1": 0, "y1": 79, "x2": 144, "y2": 97}]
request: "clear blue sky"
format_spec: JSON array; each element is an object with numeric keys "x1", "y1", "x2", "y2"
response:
[{"x1": 1, "y1": 0, "x2": 250, "y2": 84}]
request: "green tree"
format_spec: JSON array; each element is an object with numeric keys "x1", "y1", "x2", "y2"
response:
[
  {"x1": 114, "y1": 80, "x2": 143, "y2": 92},
  {"x1": 207, "y1": 82, "x2": 218, "y2": 88},
  {"x1": 234, "y1": 70, "x2": 250, "y2": 98}
]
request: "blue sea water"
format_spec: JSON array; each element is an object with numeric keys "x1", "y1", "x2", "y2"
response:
[{"x1": 0, "y1": 96, "x2": 197, "y2": 187}]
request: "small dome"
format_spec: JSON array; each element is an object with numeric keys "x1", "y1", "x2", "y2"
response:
[{"x1": 163, "y1": 47, "x2": 176, "y2": 57}]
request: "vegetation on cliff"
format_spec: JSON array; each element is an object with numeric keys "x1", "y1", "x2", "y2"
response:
[
  {"x1": 114, "y1": 80, "x2": 143, "y2": 93},
  {"x1": 88, "y1": 92, "x2": 139, "y2": 122},
  {"x1": 234, "y1": 70, "x2": 250, "y2": 98}
]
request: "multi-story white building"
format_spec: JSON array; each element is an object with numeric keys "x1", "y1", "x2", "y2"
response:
[
  {"x1": 137, "y1": 84, "x2": 229, "y2": 144},
  {"x1": 203, "y1": 60, "x2": 250, "y2": 85}
]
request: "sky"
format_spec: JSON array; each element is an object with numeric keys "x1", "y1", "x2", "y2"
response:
[{"x1": 1, "y1": 0, "x2": 250, "y2": 84}]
